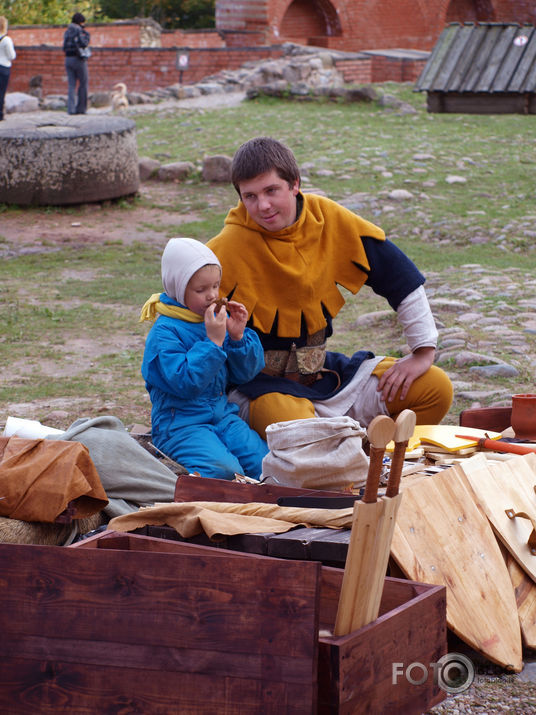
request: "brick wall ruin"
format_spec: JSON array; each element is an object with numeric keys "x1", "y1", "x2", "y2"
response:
[{"x1": 7, "y1": 0, "x2": 533, "y2": 96}]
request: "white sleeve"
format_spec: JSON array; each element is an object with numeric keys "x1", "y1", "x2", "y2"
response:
[
  {"x1": 396, "y1": 285, "x2": 438, "y2": 351},
  {"x1": 6, "y1": 37, "x2": 15, "y2": 62}
]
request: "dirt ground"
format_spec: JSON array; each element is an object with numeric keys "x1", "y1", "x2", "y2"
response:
[
  {"x1": 0, "y1": 179, "x2": 202, "y2": 427},
  {"x1": 0, "y1": 183, "x2": 197, "y2": 255}
]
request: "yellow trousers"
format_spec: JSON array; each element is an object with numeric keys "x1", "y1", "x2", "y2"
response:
[{"x1": 249, "y1": 357, "x2": 453, "y2": 440}]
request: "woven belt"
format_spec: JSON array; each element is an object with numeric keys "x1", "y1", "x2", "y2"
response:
[
  {"x1": 263, "y1": 330, "x2": 326, "y2": 377},
  {"x1": 261, "y1": 366, "x2": 321, "y2": 385}
]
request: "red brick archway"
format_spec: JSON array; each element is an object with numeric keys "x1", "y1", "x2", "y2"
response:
[
  {"x1": 216, "y1": 0, "x2": 535, "y2": 51},
  {"x1": 446, "y1": 0, "x2": 496, "y2": 22},
  {"x1": 279, "y1": 0, "x2": 342, "y2": 43}
]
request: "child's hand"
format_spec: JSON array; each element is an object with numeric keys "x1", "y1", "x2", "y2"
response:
[
  {"x1": 226, "y1": 301, "x2": 248, "y2": 341},
  {"x1": 204, "y1": 302, "x2": 227, "y2": 346}
]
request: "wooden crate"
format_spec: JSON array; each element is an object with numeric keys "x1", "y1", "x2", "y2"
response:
[{"x1": 0, "y1": 532, "x2": 446, "y2": 713}]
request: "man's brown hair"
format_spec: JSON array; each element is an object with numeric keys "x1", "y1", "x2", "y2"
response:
[{"x1": 231, "y1": 136, "x2": 301, "y2": 195}]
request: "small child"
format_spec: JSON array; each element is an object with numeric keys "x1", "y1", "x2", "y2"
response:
[{"x1": 140, "y1": 237, "x2": 268, "y2": 480}]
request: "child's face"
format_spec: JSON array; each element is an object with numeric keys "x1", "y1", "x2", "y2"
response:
[{"x1": 184, "y1": 264, "x2": 221, "y2": 316}]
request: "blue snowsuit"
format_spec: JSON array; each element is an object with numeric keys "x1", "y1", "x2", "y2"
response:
[{"x1": 141, "y1": 294, "x2": 269, "y2": 480}]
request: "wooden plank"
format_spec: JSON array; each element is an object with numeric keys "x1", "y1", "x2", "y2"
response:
[
  {"x1": 319, "y1": 568, "x2": 427, "y2": 633},
  {"x1": 334, "y1": 495, "x2": 402, "y2": 635},
  {"x1": 0, "y1": 657, "x2": 311, "y2": 715},
  {"x1": 138, "y1": 523, "x2": 350, "y2": 565},
  {"x1": 497, "y1": 540, "x2": 536, "y2": 649},
  {"x1": 174, "y1": 474, "x2": 347, "y2": 504},
  {"x1": 520, "y1": 58, "x2": 536, "y2": 94},
  {"x1": 441, "y1": 92, "x2": 526, "y2": 113},
  {"x1": 506, "y1": 552, "x2": 536, "y2": 649},
  {"x1": 448, "y1": 24, "x2": 488, "y2": 92},
  {"x1": 390, "y1": 465, "x2": 522, "y2": 671},
  {"x1": 464, "y1": 25, "x2": 503, "y2": 92},
  {"x1": 309, "y1": 527, "x2": 351, "y2": 566},
  {"x1": 493, "y1": 26, "x2": 534, "y2": 92},
  {"x1": 319, "y1": 584, "x2": 446, "y2": 714},
  {"x1": 475, "y1": 25, "x2": 518, "y2": 92},
  {"x1": 431, "y1": 24, "x2": 474, "y2": 91},
  {"x1": 509, "y1": 27, "x2": 536, "y2": 91},
  {"x1": 0, "y1": 542, "x2": 320, "y2": 666},
  {"x1": 415, "y1": 24, "x2": 460, "y2": 91},
  {"x1": 266, "y1": 527, "x2": 329, "y2": 560},
  {"x1": 459, "y1": 406, "x2": 512, "y2": 431},
  {"x1": 458, "y1": 453, "x2": 536, "y2": 582}
]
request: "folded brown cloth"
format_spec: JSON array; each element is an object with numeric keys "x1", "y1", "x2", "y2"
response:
[
  {"x1": 108, "y1": 500, "x2": 354, "y2": 540},
  {"x1": 0, "y1": 436, "x2": 108, "y2": 523}
]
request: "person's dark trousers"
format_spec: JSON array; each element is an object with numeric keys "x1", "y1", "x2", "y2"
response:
[
  {"x1": 0, "y1": 65, "x2": 11, "y2": 120},
  {"x1": 65, "y1": 55, "x2": 88, "y2": 114}
]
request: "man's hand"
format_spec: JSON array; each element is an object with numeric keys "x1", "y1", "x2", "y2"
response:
[
  {"x1": 377, "y1": 346, "x2": 435, "y2": 403},
  {"x1": 225, "y1": 300, "x2": 248, "y2": 341}
]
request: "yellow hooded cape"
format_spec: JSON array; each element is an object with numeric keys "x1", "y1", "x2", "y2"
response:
[{"x1": 208, "y1": 193, "x2": 385, "y2": 338}]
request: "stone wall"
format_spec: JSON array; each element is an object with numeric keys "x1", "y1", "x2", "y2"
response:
[
  {"x1": 9, "y1": 46, "x2": 285, "y2": 96},
  {"x1": 9, "y1": 1, "x2": 535, "y2": 58},
  {"x1": 9, "y1": 20, "x2": 226, "y2": 49},
  {"x1": 9, "y1": 44, "x2": 427, "y2": 96}
]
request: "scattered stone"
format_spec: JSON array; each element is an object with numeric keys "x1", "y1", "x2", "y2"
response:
[
  {"x1": 138, "y1": 156, "x2": 162, "y2": 181},
  {"x1": 156, "y1": 161, "x2": 195, "y2": 182},
  {"x1": 458, "y1": 312, "x2": 484, "y2": 323},
  {"x1": 450, "y1": 350, "x2": 508, "y2": 368},
  {"x1": 517, "y1": 661, "x2": 536, "y2": 683},
  {"x1": 445, "y1": 175, "x2": 467, "y2": 184},
  {"x1": 388, "y1": 189, "x2": 414, "y2": 200},
  {"x1": 90, "y1": 92, "x2": 112, "y2": 108},
  {"x1": 439, "y1": 338, "x2": 466, "y2": 349},
  {"x1": 413, "y1": 153, "x2": 435, "y2": 161},
  {"x1": 428, "y1": 298, "x2": 471, "y2": 311},
  {"x1": 352, "y1": 310, "x2": 393, "y2": 327},
  {"x1": 202, "y1": 154, "x2": 232, "y2": 183},
  {"x1": 5, "y1": 92, "x2": 39, "y2": 114},
  {"x1": 469, "y1": 364, "x2": 519, "y2": 378}
]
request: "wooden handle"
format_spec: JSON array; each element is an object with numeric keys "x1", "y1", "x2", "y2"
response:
[
  {"x1": 456, "y1": 435, "x2": 536, "y2": 455},
  {"x1": 386, "y1": 410, "x2": 416, "y2": 498},
  {"x1": 363, "y1": 416, "x2": 395, "y2": 503}
]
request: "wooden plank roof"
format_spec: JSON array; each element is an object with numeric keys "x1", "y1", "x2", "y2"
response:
[{"x1": 416, "y1": 23, "x2": 536, "y2": 93}]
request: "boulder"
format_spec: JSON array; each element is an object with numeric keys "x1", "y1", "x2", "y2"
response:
[
  {"x1": 0, "y1": 113, "x2": 139, "y2": 205},
  {"x1": 139, "y1": 157, "x2": 161, "y2": 181},
  {"x1": 5, "y1": 92, "x2": 39, "y2": 114},
  {"x1": 157, "y1": 162, "x2": 195, "y2": 181},
  {"x1": 202, "y1": 155, "x2": 232, "y2": 183}
]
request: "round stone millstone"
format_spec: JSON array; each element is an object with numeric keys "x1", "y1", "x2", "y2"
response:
[{"x1": 0, "y1": 112, "x2": 140, "y2": 205}]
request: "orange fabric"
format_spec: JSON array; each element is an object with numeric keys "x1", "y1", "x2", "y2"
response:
[
  {"x1": 208, "y1": 192, "x2": 385, "y2": 337},
  {"x1": 0, "y1": 436, "x2": 108, "y2": 523},
  {"x1": 249, "y1": 392, "x2": 315, "y2": 440},
  {"x1": 372, "y1": 357, "x2": 453, "y2": 424}
]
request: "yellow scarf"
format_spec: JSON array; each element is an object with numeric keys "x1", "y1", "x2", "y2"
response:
[
  {"x1": 208, "y1": 193, "x2": 385, "y2": 337},
  {"x1": 139, "y1": 293, "x2": 203, "y2": 323}
]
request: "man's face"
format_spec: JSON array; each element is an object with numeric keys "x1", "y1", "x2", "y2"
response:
[{"x1": 238, "y1": 170, "x2": 299, "y2": 232}]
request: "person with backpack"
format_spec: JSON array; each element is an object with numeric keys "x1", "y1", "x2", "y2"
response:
[
  {"x1": 63, "y1": 12, "x2": 91, "y2": 115},
  {"x1": 0, "y1": 16, "x2": 16, "y2": 121}
]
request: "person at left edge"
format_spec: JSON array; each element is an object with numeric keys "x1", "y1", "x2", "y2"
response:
[
  {"x1": 0, "y1": 16, "x2": 16, "y2": 121},
  {"x1": 63, "y1": 12, "x2": 90, "y2": 115}
]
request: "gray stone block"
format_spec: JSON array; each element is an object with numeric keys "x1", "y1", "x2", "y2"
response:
[{"x1": 0, "y1": 113, "x2": 139, "y2": 205}]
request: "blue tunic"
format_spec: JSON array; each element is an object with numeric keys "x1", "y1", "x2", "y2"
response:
[{"x1": 141, "y1": 295, "x2": 268, "y2": 480}]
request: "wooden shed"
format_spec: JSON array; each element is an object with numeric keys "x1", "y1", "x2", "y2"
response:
[{"x1": 415, "y1": 22, "x2": 536, "y2": 114}]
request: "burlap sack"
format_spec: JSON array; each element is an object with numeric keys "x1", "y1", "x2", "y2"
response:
[{"x1": 261, "y1": 416, "x2": 369, "y2": 491}]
